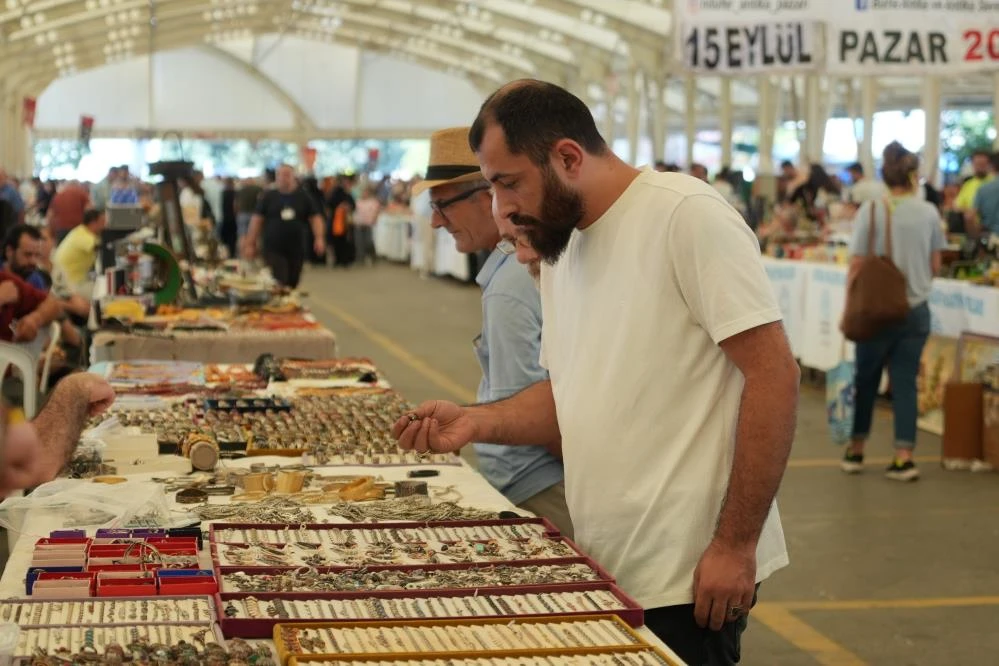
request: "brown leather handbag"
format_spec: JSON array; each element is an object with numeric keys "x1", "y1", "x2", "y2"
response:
[{"x1": 840, "y1": 200, "x2": 910, "y2": 342}]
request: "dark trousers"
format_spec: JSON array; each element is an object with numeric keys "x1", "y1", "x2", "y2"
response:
[
  {"x1": 852, "y1": 302, "x2": 930, "y2": 449},
  {"x1": 644, "y1": 586, "x2": 759, "y2": 666},
  {"x1": 264, "y1": 250, "x2": 305, "y2": 289},
  {"x1": 330, "y1": 234, "x2": 354, "y2": 267}
]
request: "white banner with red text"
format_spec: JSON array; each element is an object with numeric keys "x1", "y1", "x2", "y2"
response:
[{"x1": 823, "y1": 0, "x2": 999, "y2": 75}]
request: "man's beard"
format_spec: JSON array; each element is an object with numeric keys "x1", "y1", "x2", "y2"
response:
[
  {"x1": 11, "y1": 264, "x2": 31, "y2": 279},
  {"x1": 512, "y1": 166, "x2": 584, "y2": 265}
]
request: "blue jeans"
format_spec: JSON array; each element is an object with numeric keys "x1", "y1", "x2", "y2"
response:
[{"x1": 851, "y1": 302, "x2": 930, "y2": 450}]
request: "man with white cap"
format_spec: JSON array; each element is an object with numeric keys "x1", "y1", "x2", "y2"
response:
[{"x1": 412, "y1": 127, "x2": 571, "y2": 536}]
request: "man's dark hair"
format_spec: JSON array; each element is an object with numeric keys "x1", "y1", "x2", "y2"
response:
[
  {"x1": 972, "y1": 149, "x2": 992, "y2": 160},
  {"x1": 83, "y1": 209, "x2": 104, "y2": 227},
  {"x1": 468, "y1": 80, "x2": 608, "y2": 165},
  {"x1": 780, "y1": 160, "x2": 795, "y2": 170},
  {"x1": 3, "y1": 224, "x2": 41, "y2": 254},
  {"x1": 847, "y1": 162, "x2": 863, "y2": 175}
]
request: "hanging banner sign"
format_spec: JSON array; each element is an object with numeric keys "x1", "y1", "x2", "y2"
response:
[
  {"x1": 674, "y1": 1, "x2": 821, "y2": 73},
  {"x1": 824, "y1": 0, "x2": 999, "y2": 74},
  {"x1": 79, "y1": 115, "x2": 94, "y2": 150},
  {"x1": 22, "y1": 97, "x2": 36, "y2": 129}
]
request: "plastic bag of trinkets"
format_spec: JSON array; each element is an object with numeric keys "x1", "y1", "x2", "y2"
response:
[{"x1": 0, "y1": 479, "x2": 173, "y2": 532}]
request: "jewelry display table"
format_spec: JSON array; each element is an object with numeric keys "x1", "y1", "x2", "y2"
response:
[
  {"x1": 90, "y1": 327, "x2": 337, "y2": 364},
  {"x1": 0, "y1": 456, "x2": 685, "y2": 665}
]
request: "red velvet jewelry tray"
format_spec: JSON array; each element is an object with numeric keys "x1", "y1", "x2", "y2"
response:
[{"x1": 215, "y1": 581, "x2": 644, "y2": 638}]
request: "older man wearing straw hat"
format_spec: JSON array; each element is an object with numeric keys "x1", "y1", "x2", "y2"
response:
[{"x1": 412, "y1": 127, "x2": 571, "y2": 536}]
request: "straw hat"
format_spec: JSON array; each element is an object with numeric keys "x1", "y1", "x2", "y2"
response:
[{"x1": 411, "y1": 127, "x2": 482, "y2": 196}]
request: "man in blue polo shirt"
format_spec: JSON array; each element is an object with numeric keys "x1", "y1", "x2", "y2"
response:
[{"x1": 412, "y1": 127, "x2": 571, "y2": 536}]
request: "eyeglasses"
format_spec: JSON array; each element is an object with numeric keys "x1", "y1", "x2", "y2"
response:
[{"x1": 430, "y1": 185, "x2": 491, "y2": 225}]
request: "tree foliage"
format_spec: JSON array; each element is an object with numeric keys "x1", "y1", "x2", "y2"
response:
[{"x1": 941, "y1": 110, "x2": 996, "y2": 173}]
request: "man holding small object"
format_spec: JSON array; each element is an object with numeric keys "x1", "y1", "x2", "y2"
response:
[
  {"x1": 243, "y1": 164, "x2": 325, "y2": 288},
  {"x1": 0, "y1": 269, "x2": 61, "y2": 344},
  {"x1": 410, "y1": 126, "x2": 571, "y2": 537},
  {"x1": 0, "y1": 372, "x2": 114, "y2": 498},
  {"x1": 393, "y1": 81, "x2": 798, "y2": 666}
]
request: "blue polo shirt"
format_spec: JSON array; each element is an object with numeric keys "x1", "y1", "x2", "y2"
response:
[
  {"x1": 975, "y1": 179, "x2": 999, "y2": 235},
  {"x1": 0, "y1": 263, "x2": 47, "y2": 292},
  {"x1": 473, "y1": 249, "x2": 563, "y2": 505}
]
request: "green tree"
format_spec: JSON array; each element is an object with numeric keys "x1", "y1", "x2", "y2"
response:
[{"x1": 941, "y1": 110, "x2": 996, "y2": 173}]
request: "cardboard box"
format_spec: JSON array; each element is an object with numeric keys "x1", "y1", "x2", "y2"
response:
[{"x1": 942, "y1": 382, "x2": 984, "y2": 462}]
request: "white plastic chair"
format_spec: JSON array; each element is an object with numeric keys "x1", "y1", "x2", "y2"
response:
[
  {"x1": 0, "y1": 342, "x2": 39, "y2": 418},
  {"x1": 39, "y1": 321, "x2": 62, "y2": 395}
]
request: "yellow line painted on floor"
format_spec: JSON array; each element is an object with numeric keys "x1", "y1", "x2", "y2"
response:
[
  {"x1": 309, "y1": 295, "x2": 478, "y2": 404},
  {"x1": 753, "y1": 604, "x2": 868, "y2": 666},
  {"x1": 777, "y1": 596, "x2": 999, "y2": 612},
  {"x1": 786, "y1": 455, "x2": 938, "y2": 469}
]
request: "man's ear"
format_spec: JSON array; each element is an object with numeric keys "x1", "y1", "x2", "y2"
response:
[{"x1": 551, "y1": 140, "x2": 585, "y2": 179}]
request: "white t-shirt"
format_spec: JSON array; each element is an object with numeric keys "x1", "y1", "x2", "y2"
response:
[{"x1": 539, "y1": 170, "x2": 789, "y2": 609}]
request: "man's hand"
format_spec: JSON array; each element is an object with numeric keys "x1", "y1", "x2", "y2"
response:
[
  {"x1": 65, "y1": 373, "x2": 115, "y2": 416},
  {"x1": 313, "y1": 237, "x2": 326, "y2": 258},
  {"x1": 0, "y1": 421, "x2": 52, "y2": 498},
  {"x1": 391, "y1": 400, "x2": 476, "y2": 453},
  {"x1": 0, "y1": 280, "x2": 18, "y2": 306},
  {"x1": 693, "y1": 539, "x2": 757, "y2": 631},
  {"x1": 13, "y1": 315, "x2": 39, "y2": 342}
]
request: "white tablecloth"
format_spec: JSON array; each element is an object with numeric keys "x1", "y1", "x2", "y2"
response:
[
  {"x1": 410, "y1": 226, "x2": 471, "y2": 282},
  {"x1": 0, "y1": 455, "x2": 685, "y2": 664},
  {"x1": 374, "y1": 214, "x2": 412, "y2": 262},
  {"x1": 762, "y1": 257, "x2": 999, "y2": 370}
]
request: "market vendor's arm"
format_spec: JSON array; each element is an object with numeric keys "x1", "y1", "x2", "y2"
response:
[
  {"x1": 13, "y1": 293, "x2": 61, "y2": 342},
  {"x1": 392, "y1": 379, "x2": 561, "y2": 456},
  {"x1": 309, "y1": 213, "x2": 326, "y2": 256},
  {"x1": 0, "y1": 373, "x2": 114, "y2": 496}
]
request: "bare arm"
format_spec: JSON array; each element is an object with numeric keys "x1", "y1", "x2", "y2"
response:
[
  {"x1": 714, "y1": 321, "x2": 798, "y2": 548},
  {"x1": 468, "y1": 380, "x2": 561, "y2": 455},
  {"x1": 393, "y1": 380, "x2": 561, "y2": 455},
  {"x1": 310, "y1": 214, "x2": 325, "y2": 242},
  {"x1": 31, "y1": 373, "x2": 115, "y2": 479},
  {"x1": 30, "y1": 295, "x2": 61, "y2": 328},
  {"x1": 931, "y1": 250, "x2": 942, "y2": 276},
  {"x1": 243, "y1": 214, "x2": 264, "y2": 257}
]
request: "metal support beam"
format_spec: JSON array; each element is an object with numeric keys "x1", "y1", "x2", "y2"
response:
[
  {"x1": 684, "y1": 74, "x2": 696, "y2": 167},
  {"x1": 626, "y1": 68, "x2": 642, "y2": 166},
  {"x1": 719, "y1": 77, "x2": 733, "y2": 167},
  {"x1": 860, "y1": 77, "x2": 879, "y2": 177},
  {"x1": 646, "y1": 75, "x2": 665, "y2": 164},
  {"x1": 757, "y1": 77, "x2": 778, "y2": 175},
  {"x1": 922, "y1": 77, "x2": 942, "y2": 187}
]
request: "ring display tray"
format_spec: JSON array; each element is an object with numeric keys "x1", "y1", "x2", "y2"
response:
[
  {"x1": 219, "y1": 558, "x2": 616, "y2": 592},
  {"x1": 0, "y1": 596, "x2": 217, "y2": 626},
  {"x1": 209, "y1": 520, "x2": 580, "y2": 571},
  {"x1": 272, "y1": 615, "x2": 660, "y2": 665},
  {"x1": 286, "y1": 650, "x2": 678, "y2": 665},
  {"x1": 0, "y1": 596, "x2": 224, "y2": 658},
  {"x1": 216, "y1": 581, "x2": 644, "y2": 638}
]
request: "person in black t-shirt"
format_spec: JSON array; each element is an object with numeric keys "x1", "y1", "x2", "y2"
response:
[
  {"x1": 243, "y1": 165, "x2": 325, "y2": 288},
  {"x1": 327, "y1": 173, "x2": 357, "y2": 267}
]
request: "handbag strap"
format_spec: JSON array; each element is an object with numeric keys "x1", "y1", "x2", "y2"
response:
[{"x1": 866, "y1": 199, "x2": 894, "y2": 259}]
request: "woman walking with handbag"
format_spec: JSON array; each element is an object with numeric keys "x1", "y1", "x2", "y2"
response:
[{"x1": 842, "y1": 142, "x2": 945, "y2": 481}]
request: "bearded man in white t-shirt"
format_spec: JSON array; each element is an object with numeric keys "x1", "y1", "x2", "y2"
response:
[{"x1": 392, "y1": 80, "x2": 800, "y2": 666}]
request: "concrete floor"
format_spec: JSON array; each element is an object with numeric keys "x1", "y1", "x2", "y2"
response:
[{"x1": 301, "y1": 262, "x2": 999, "y2": 666}]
